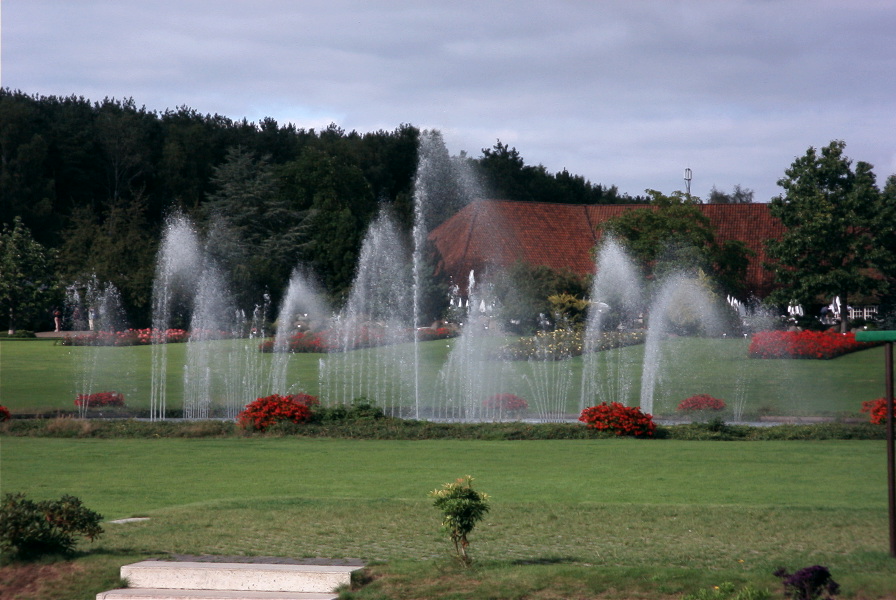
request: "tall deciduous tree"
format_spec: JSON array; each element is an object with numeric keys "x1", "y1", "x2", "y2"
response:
[
  {"x1": 766, "y1": 140, "x2": 884, "y2": 332},
  {"x1": 868, "y1": 174, "x2": 896, "y2": 327},
  {"x1": 0, "y1": 217, "x2": 54, "y2": 333},
  {"x1": 600, "y1": 190, "x2": 750, "y2": 296}
]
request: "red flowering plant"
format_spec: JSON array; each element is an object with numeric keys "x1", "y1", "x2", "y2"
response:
[
  {"x1": 749, "y1": 330, "x2": 880, "y2": 360},
  {"x1": 259, "y1": 331, "x2": 338, "y2": 353},
  {"x1": 860, "y1": 397, "x2": 896, "y2": 425},
  {"x1": 482, "y1": 393, "x2": 528, "y2": 412},
  {"x1": 237, "y1": 394, "x2": 316, "y2": 431},
  {"x1": 416, "y1": 327, "x2": 457, "y2": 341},
  {"x1": 677, "y1": 394, "x2": 726, "y2": 413},
  {"x1": 74, "y1": 391, "x2": 125, "y2": 408},
  {"x1": 60, "y1": 328, "x2": 190, "y2": 346},
  {"x1": 0, "y1": 405, "x2": 10, "y2": 422},
  {"x1": 579, "y1": 402, "x2": 656, "y2": 438}
]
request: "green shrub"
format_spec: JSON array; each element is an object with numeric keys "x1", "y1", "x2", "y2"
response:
[
  {"x1": 0, "y1": 330, "x2": 35, "y2": 338},
  {"x1": 429, "y1": 475, "x2": 490, "y2": 566},
  {"x1": 310, "y1": 398, "x2": 385, "y2": 423},
  {"x1": 0, "y1": 493, "x2": 103, "y2": 560}
]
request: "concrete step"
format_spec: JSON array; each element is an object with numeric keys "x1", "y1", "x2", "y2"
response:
[
  {"x1": 119, "y1": 561, "x2": 360, "y2": 594},
  {"x1": 96, "y1": 589, "x2": 339, "y2": 600}
]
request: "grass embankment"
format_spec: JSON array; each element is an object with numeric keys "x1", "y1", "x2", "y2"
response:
[
  {"x1": 0, "y1": 337, "x2": 889, "y2": 417},
  {"x1": 1, "y1": 437, "x2": 895, "y2": 599}
]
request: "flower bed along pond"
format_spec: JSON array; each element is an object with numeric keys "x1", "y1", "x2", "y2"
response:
[
  {"x1": 60, "y1": 328, "x2": 193, "y2": 346},
  {"x1": 748, "y1": 330, "x2": 881, "y2": 359}
]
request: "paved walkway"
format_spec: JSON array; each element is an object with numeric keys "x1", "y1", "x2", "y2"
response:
[{"x1": 34, "y1": 330, "x2": 91, "y2": 338}]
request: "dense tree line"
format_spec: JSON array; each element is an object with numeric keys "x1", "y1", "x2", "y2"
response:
[{"x1": 0, "y1": 89, "x2": 638, "y2": 330}]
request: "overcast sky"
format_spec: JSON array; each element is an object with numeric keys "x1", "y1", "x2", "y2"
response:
[{"x1": 3, "y1": 1, "x2": 894, "y2": 203}]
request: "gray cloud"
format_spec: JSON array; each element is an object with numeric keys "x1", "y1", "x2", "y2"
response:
[{"x1": 4, "y1": 0, "x2": 895, "y2": 202}]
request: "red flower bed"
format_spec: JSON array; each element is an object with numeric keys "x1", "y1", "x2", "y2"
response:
[
  {"x1": 287, "y1": 331, "x2": 337, "y2": 353},
  {"x1": 237, "y1": 394, "x2": 315, "y2": 431},
  {"x1": 0, "y1": 405, "x2": 10, "y2": 422},
  {"x1": 749, "y1": 330, "x2": 879, "y2": 359},
  {"x1": 677, "y1": 394, "x2": 726, "y2": 412},
  {"x1": 416, "y1": 327, "x2": 456, "y2": 341},
  {"x1": 861, "y1": 397, "x2": 896, "y2": 425},
  {"x1": 61, "y1": 328, "x2": 191, "y2": 346},
  {"x1": 579, "y1": 402, "x2": 656, "y2": 438},
  {"x1": 482, "y1": 393, "x2": 528, "y2": 411},
  {"x1": 75, "y1": 391, "x2": 125, "y2": 407}
]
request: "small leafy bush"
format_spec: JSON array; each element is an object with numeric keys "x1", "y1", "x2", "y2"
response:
[
  {"x1": 0, "y1": 493, "x2": 103, "y2": 559},
  {"x1": 75, "y1": 391, "x2": 125, "y2": 408},
  {"x1": 579, "y1": 402, "x2": 656, "y2": 438},
  {"x1": 237, "y1": 394, "x2": 315, "y2": 431},
  {"x1": 678, "y1": 394, "x2": 726, "y2": 412},
  {"x1": 0, "y1": 330, "x2": 35, "y2": 338},
  {"x1": 429, "y1": 475, "x2": 490, "y2": 566},
  {"x1": 311, "y1": 399, "x2": 385, "y2": 422},
  {"x1": 774, "y1": 566, "x2": 839, "y2": 600},
  {"x1": 482, "y1": 393, "x2": 528, "y2": 412},
  {"x1": 0, "y1": 405, "x2": 10, "y2": 422},
  {"x1": 860, "y1": 397, "x2": 895, "y2": 425}
]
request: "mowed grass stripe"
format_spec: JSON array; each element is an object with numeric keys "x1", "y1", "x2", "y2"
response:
[{"x1": 2, "y1": 438, "x2": 887, "y2": 516}]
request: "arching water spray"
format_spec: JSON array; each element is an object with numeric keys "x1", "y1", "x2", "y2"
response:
[
  {"x1": 639, "y1": 274, "x2": 722, "y2": 415},
  {"x1": 580, "y1": 237, "x2": 643, "y2": 409},
  {"x1": 150, "y1": 215, "x2": 202, "y2": 420}
]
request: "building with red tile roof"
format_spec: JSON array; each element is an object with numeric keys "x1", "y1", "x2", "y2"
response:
[{"x1": 428, "y1": 199, "x2": 786, "y2": 298}]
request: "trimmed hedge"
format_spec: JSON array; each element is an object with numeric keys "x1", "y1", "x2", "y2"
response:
[{"x1": 0, "y1": 416, "x2": 887, "y2": 441}]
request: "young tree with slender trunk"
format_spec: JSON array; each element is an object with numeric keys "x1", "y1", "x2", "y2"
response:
[
  {"x1": 0, "y1": 217, "x2": 54, "y2": 334},
  {"x1": 766, "y1": 141, "x2": 886, "y2": 332}
]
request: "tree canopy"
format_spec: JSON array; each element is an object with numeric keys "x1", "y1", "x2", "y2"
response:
[
  {"x1": 766, "y1": 140, "x2": 892, "y2": 331},
  {"x1": 707, "y1": 184, "x2": 754, "y2": 204},
  {"x1": 477, "y1": 141, "x2": 647, "y2": 205},
  {"x1": 599, "y1": 190, "x2": 751, "y2": 297},
  {"x1": 0, "y1": 217, "x2": 54, "y2": 333},
  {"x1": 1, "y1": 89, "x2": 638, "y2": 326}
]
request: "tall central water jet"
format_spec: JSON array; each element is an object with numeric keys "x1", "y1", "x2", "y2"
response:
[
  {"x1": 319, "y1": 209, "x2": 415, "y2": 414},
  {"x1": 639, "y1": 274, "x2": 723, "y2": 415},
  {"x1": 580, "y1": 236, "x2": 644, "y2": 410},
  {"x1": 435, "y1": 270, "x2": 514, "y2": 420},
  {"x1": 150, "y1": 214, "x2": 202, "y2": 420},
  {"x1": 270, "y1": 270, "x2": 329, "y2": 395}
]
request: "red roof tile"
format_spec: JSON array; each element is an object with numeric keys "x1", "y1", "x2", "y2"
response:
[{"x1": 428, "y1": 200, "x2": 785, "y2": 297}]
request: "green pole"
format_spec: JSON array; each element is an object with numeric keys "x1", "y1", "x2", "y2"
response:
[
  {"x1": 887, "y1": 342, "x2": 895, "y2": 558},
  {"x1": 856, "y1": 331, "x2": 896, "y2": 557}
]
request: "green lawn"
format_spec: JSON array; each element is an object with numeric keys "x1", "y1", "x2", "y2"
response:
[
  {"x1": 1, "y1": 437, "x2": 894, "y2": 599},
  {"x1": 3, "y1": 337, "x2": 892, "y2": 598},
  {"x1": 0, "y1": 337, "x2": 888, "y2": 417}
]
